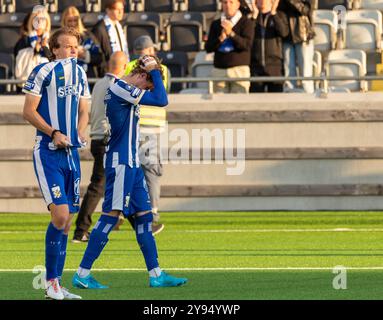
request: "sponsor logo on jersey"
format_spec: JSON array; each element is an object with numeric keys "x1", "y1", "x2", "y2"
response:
[
  {"x1": 24, "y1": 81, "x2": 35, "y2": 90},
  {"x1": 51, "y1": 186, "x2": 62, "y2": 199},
  {"x1": 58, "y1": 85, "x2": 79, "y2": 98},
  {"x1": 74, "y1": 178, "x2": 80, "y2": 196}
]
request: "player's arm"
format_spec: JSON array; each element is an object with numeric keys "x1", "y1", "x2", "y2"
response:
[
  {"x1": 140, "y1": 69, "x2": 168, "y2": 107},
  {"x1": 139, "y1": 56, "x2": 168, "y2": 107},
  {"x1": 78, "y1": 98, "x2": 89, "y2": 144},
  {"x1": 23, "y1": 93, "x2": 70, "y2": 148}
]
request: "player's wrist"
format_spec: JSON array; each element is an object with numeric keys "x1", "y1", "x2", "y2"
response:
[{"x1": 51, "y1": 129, "x2": 61, "y2": 139}]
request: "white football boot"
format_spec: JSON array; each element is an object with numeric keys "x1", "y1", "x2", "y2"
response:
[
  {"x1": 61, "y1": 286, "x2": 82, "y2": 300},
  {"x1": 45, "y1": 278, "x2": 64, "y2": 300}
]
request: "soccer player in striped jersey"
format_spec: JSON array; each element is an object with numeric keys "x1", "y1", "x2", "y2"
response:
[
  {"x1": 72, "y1": 55, "x2": 188, "y2": 289},
  {"x1": 23, "y1": 27, "x2": 90, "y2": 300}
]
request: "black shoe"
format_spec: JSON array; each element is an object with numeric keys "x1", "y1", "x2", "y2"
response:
[{"x1": 72, "y1": 233, "x2": 89, "y2": 243}]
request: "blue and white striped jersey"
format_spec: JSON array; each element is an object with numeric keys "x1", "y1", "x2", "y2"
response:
[
  {"x1": 23, "y1": 57, "x2": 91, "y2": 148},
  {"x1": 104, "y1": 79, "x2": 145, "y2": 168}
]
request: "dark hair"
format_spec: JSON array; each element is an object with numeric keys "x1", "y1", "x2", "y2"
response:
[
  {"x1": 104, "y1": 0, "x2": 126, "y2": 10},
  {"x1": 48, "y1": 27, "x2": 80, "y2": 59},
  {"x1": 130, "y1": 55, "x2": 165, "y2": 83}
]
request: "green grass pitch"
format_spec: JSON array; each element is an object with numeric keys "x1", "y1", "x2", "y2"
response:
[{"x1": 0, "y1": 211, "x2": 383, "y2": 300}]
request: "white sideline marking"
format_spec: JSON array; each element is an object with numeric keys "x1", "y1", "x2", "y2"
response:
[
  {"x1": 2, "y1": 228, "x2": 383, "y2": 234},
  {"x1": 1, "y1": 267, "x2": 383, "y2": 272}
]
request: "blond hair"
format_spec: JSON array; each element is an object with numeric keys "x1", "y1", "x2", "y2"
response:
[
  {"x1": 61, "y1": 6, "x2": 86, "y2": 35},
  {"x1": 26, "y1": 7, "x2": 51, "y2": 35}
]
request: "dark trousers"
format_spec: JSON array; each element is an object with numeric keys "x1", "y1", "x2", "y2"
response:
[
  {"x1": 250, "y1": 81, "x2": 283, "y2": 92},
  {"x1": 74, "y1": 139, "x2": 135, "y2": 239},
  {"x1": 74, "y1": 139, "x2": 106, "y2": 238}
]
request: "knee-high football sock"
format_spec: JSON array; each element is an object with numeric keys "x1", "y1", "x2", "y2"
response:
[
  {"x1": 79, "y1": 215, "x2": 118, "y2": 273},
  {"x1": 135, "y1": 213, "x2": 160, "y2": 273},
  {"x1": 45, "y1": 222, "x2": 64, "y2": 280},
  {"x1": 57, "y1": 233, "x2": 68, "y2": 283}
]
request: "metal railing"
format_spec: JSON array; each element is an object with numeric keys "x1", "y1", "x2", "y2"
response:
[{"x1": 1, "y1": 75, "x2": 383, "y2": 94}]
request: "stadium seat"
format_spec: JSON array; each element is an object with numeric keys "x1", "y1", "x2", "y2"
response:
[
  {"x1": 173, "y1": 0, "x2": 188, "y2": 12},
  {"x1": 316, "y1": 0, "x2": 350, "y2": 9},
  {"x1": 81, "y1": 12, "x2": 104, "y2": 27},
  {"x1": 345, "y1": 9, "x2": 382, "y2": 51},
  {"x1": 166, "y1": 12, "x2": 205, "y2": 52},
  {"x1": 57, "y1": 0, "x2": 87, "y2": 13},
  {"x1": 0, "y1": 52, "x2": 14, "y2": 93},
  {"x1": 145, "y1": 0, "x2": 173, "y2": 13},
  {"x1": 1, "y1": 0, "x2": 14, "y2": 13},
  {"x1": 86, "y1": 0, "x2": 101, "y2": 12},
  {"x1": 325, "y1": 49, "x2": 367, "y2": 91},
  {"x1": 157, "y1": 50, "x2": 188, "y2": 93},
  {"x1": 312, "y1": 50, "x2": 323, "y2": 90},
  {"x1": 0, "y1": 13, "x2": 25, "y2": 54},
  {"x1": 50, "y1": 13, "x2": 61, "y2": 28},
  {"x1": 358, "y1": 0, "x2": 383, "y2": 10},
  {"x1": 126, "y1": 12, "x2": 162, "y2": 53},
  {"x1": 188, "y1": 0, "x2": 218, "y2": 12},
  {"x1": 313, "y1": 10, "x2": 338, "y2": 52},
  {"x1": 14, "y1": 0, "x2": 43, "y2": 13},
  {"x1": 190, "y1": 50, "x2": 214, "y2": 89}
]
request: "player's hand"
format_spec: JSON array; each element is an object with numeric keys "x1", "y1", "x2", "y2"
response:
[
  {"x1": 140, "y1": 55, "x2": 159, "y2": 72},
  {"x1": 53, "y1": 131, "x2": 71, "y2": 148},
  {"x1": 78, "y1": 132, "x2": 88, "y2": 147}
]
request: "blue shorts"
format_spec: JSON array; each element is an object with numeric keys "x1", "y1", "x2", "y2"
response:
[
  {"x1": 32, "y1": 144, "x2": 81, "y2": 213},
  {"x1": 102, "y1": 165, "x2": 152, "y2": 217}
]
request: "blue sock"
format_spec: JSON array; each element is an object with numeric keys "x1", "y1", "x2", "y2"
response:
[
  {"x1": 79, "y1": 215, "x2": 118, "y2": 270},
  {"x1": 135, "y1": 213, "x2": 159, "y2": 271},
  {"x1": 45, "y1": 222, "x2": 64, "y2": 280},
  {"x1": 57, "y1": 233, "x2": 68, "y2": 282}
]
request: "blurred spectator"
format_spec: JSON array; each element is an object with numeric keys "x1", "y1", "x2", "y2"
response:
[
  {"x1": 250, "y1": 0, "x2": 289, "y2": 92},
  {"x1": 205, "y1": 0, "x2": 255, "y2": 93},
  {"x1": 278, "y1": 0, "x2": 315, "y2": 93},
  {"x1": 61, "y1": 6, "x2": 103, "y2": 78},
  {"x1": 14, "y1": 5, "x2": 51, "y2": 92},
  {"x1": 92, "y1": 0, "x2": 129, "y2": 76}
]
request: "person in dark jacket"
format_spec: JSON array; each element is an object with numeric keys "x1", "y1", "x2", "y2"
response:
[
  {"x1": 250, "y1": 0, "x2": 289, "y2": 92},
  {"x1": 205, "y1": 0, "x2": 255, "y2": 93},
  {"x1": 278, "y1": 0, "x2": 315, "y2": 93},
  {"x1": 92, "y1": 0, "x2": 129, "y2": 77},
  {"x1": 61, "y1": 6, "x2": 103, "y2": 79}
]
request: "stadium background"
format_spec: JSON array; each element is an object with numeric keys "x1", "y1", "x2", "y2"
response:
[{"x1": 1, "y1": 0, "x2": 383, "y2": 300}]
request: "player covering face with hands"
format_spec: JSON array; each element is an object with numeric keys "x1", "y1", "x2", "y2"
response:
[{"x1": 72, "y1": 55, "x2": 188, "y2": 290}]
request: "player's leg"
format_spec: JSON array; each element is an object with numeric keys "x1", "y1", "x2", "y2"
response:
[
  {"x1": 72, "y1": 211, "x2": 120, "y2": 289},
  {"x1": 130, "y1": 168, "x2": 187, "y2": 287},
  {"x1": 72, "y1": 164, "x2": 126, "y2": 289},
  {"x1": 54, "y1": 148, "x2": 82, "y2": 299},
  {"x1": 33, "y1": 147, "x2": 69, "y2": 300},
  {"x1": 44, "y1": 203, "x2": 69, "y2": 300}
]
